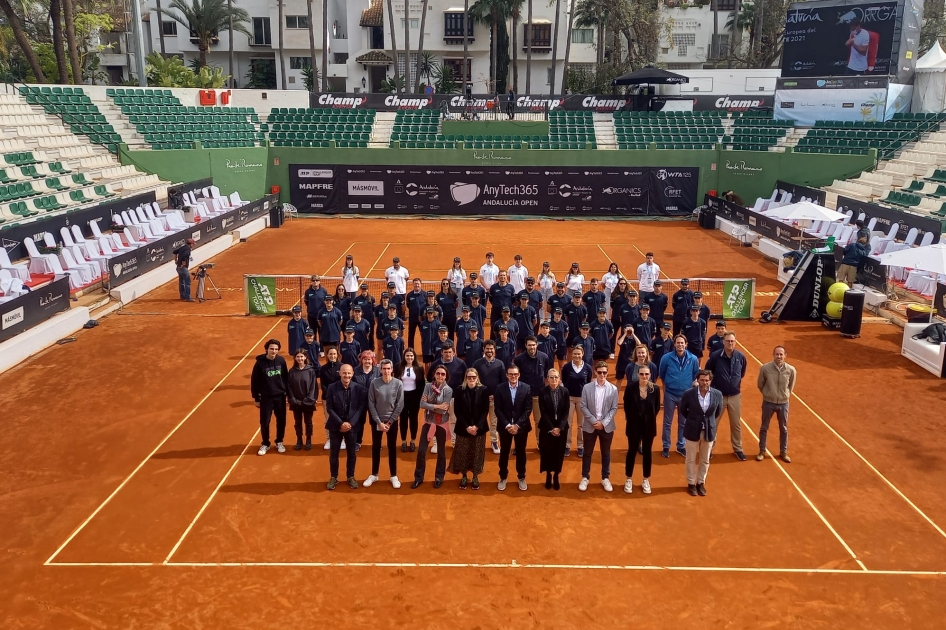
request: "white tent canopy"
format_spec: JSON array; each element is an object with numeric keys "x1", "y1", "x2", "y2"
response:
[
  {"x1": 913, "y1": 42, "x2": 946, "y2": 112},
  {"x1": 765, "y1": 201, "x2": 847, "y2": 222}
]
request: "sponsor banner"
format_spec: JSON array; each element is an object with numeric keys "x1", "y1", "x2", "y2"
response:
[
  {"x1": 0, "y1": 275, "x2": 70, "y2": 343},
  {"x1": 246, "y1": 276, "x2": 279, "y2": 315},
  {"x1": 290, "y1": 165, "x2": 699, "y2": 217},
  {"x1": 779, "y1": 252, "x2": 837, "y2": 320},
  {"x1": 722, "y1": 279, "x2": 755, "y2": 319},
  {"x1": 776, "y1": 180, "x2": 827, "y2": 205},
  {"x1": 0, "y1": 191, "x2": 157, "y2": 263},
  {"x1": 832, "y1": 244, "x2": 887, "y2": 290},
  {"x1": 836, "y1": 195, "x2": 941, "y2": 244},
  {"x1": 107, "y1": 194, "x2": 275, "y2": 288},
  {"x1": 704, "y1": 193, "x2": 816, "y2": 250},
  {"x1": 775, "y1": 83, "x2": 892, "y2": 125},
  {"x1": 781, "y1": 0, "x2": 900, "y2": 78},
  {"x1": 690, "y1": 95, "x2": 775, "y2": 112},
  {"x1": 935, "y1": 281, "x2": 946, "y2": 318}
]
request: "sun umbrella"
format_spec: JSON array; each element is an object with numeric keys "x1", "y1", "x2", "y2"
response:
[
  {"x1": 612, "y1": 66, "x2": 689, "y2": 86},
  {"x1": 877, "y1": 242, "x2": 946, "y2": 322},
  {"x1": 765, "y1": 201, "x2": 847, "y2": 222}
]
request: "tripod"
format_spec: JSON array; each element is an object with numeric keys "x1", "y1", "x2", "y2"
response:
[{"x1": 194, "y1": 268, "x2": 222, "y2": 302}]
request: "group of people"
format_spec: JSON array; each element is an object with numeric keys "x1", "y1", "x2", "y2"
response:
[{"x1": 249, "y1": 251, "x2": 798, "y2": 496}]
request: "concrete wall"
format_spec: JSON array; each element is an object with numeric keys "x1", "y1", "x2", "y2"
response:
[{"x1": 119, "y1": 142, "x2": 877, "y2": 213}]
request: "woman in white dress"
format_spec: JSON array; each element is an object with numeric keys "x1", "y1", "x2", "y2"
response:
[
  {"x1": 601, "y1": 262, "x2": 622, "y2": 319},
  {"x1": 564, "y1": 262, "x2": 585, "y2": 294},
  {"x1": 340, "y1": 255, "x2": 360, "y2": 298},
  {"x1": 537, "y1": 262, "x2": 556, "y2": 319}
]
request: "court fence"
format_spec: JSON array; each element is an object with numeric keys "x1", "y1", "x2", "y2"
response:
[{"x1": 244, "y1": 275, "x2": 756, "y2": 320}]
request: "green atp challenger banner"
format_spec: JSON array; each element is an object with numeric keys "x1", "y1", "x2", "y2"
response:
[
  {"x1": 247, "y1": 276, "x2": 278, "y2": 315},
  {"x1": 723, "y1": 279, "x2": 754, "y2": 319}
]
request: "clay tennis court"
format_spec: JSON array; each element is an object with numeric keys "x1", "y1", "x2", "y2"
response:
[{"x1": 3, "y1": 218, "x2": 945, "y2": 628}]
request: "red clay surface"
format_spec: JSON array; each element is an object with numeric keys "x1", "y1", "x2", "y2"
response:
[{"x1": 2, "y1": 219, "x2": 945, "y2": 628}]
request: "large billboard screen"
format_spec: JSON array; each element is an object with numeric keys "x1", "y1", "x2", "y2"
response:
[
  {"x1": 781, "y1": 0, "x2": 900, "y2": 78},
  {"x1": 289, "y1": 165, "x2": 700, "y2": 217}
]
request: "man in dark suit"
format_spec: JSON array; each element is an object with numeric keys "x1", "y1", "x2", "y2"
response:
[
  {"x1": 494, "y1": 364, "x2": 533, "y2": 491},
  {"x1": 325, "y1": 364, "x2": 368, "y2": 490},
  {"x1": 679, "y1": 369, "x2": 724, "y2": 497}
]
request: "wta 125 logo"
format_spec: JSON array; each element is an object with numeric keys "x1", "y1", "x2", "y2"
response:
[{"x1": 655, "y1": 169, "x2": 692, "y2": 181}]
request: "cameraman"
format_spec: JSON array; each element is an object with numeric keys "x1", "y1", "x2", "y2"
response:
[{"x1": 173, "y1": 238, "x2": 195, "y2": 302}]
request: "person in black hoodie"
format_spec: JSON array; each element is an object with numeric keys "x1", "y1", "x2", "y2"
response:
[
  {"x1": 287, "y1": 348, "x2": 319, "y2": 451},
  {"x1": 250, "y1": 339, "x2": 290, "y2": 456},
  {"x1": 319, "y1": 347, "x2": 342, "y2": 450}
]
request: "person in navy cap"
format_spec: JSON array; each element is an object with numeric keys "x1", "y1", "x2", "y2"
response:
[
  {"x1": 494, "y1": 324, "x2": 517, "y2": 368},
  {"x1": 512, "y1": 292, "x2": 538, "y2": 352},
  {"x1": 706, "y1": 320, "x2": 728, "y2": 356},
  {"x1": 549, "y1": 307, "x2": 569, "y2": 363},
  {"x1": 352, "y1": 283, "x2": 376, "y2": 349},
  {"x1": 576, "y1": 322, "x2": 595, "y2": 361},
  {"x1": 643, "y1": 279, "x2": 669, "y2": 326},
  {"x1": 387, "y1": 280, "x2": 405, "y2": 316},
  {"x1": 651, "y1": 322, "x2": 674, "y2": 367},
  {"x1": 535, "y1": 320, "x2": 557, "y2": 360},
  {"x1": 462, "y1": 271, "x2": 487, "y2": 309},
  {"x1": 564, "y1": 291, "x2": 588, "y2": 347},
  {"x1": 300, "y1": 328, "x2": 322, "y2": 366},
  {"x1": 340, "y1": 326, "x2": 361, "y2": 367},
  {"x1": 523, "y1": 277, "x2": 543, "y2": 314},
  {"x1": 468, "y1": 293, "x2": 487, "y2": 332},
  {"x1": 382, "y1": 324, "x2": 405, "y2": 365},
  {"x1": 681, "y1": 304, "x2": 707, "y2": 360},
  {"x1": 492, "y1": 305, "x2": 519, "y2": 341},
  {"x1": 375, "y1": 292, "x2": 393, "y2": 345},
  {"x1": 405, "y1": 277, "x2": 427, "y2": 349},
  {"x1": 424, "y1": 289, "x2": 443, "y2": 322},
  {"x1": 671, "y1": 278, "x2": 694, "y2": 336},
  {"x1": 692, "y1": 291, "x2": 711, "y2": 323},
  {"x1": 379, "y1": 299, "x2": 404, "y2": 341},
  {"x1": 488, "y1": 270, "x2": 516, "y2": 325},
  {"x1": 437, "y1": 278, "x2": 459, "y2": 339},
  {"x1": 419, "y1": 306, "x2": 442, "y2": 364},
  {"x1": 455, "y1": 304, "x2": 476, "y2": 355},
  {"x1": 633, "y1": 303, "x2": 657, "y2": 348},
  {"x1": 318, "y1": 295, "x2": 344, "y2": 349},
  {"x1": 589, "y1": 306, "x2": 614, "y2": 362},
  {"x1": 547, "y1": 281, "x2": 569, "y2": 318},
  {"x1": 287, "y1": 305, "x2": 307, "y2": 354},
  {"x1": 347, "y1": 305, "x2": 372, "y2": 351},
  {"x1": 463, "y1": 324, "x2": 484, "y2": 365}
]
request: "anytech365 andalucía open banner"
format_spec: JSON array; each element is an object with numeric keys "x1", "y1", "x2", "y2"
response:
[{"x1": 289, "y1": 164, "x2": 698, "y2": 217}]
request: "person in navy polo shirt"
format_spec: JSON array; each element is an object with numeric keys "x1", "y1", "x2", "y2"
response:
[
  {"x1": 547, "y1": 282, "x2": 570, "y2": 317},
  {"x1": 589, "y1": 307, "x2": 613, "y2": 362},
  {"x1": 706, "y1": 320, "x2": 728, "y2": 356},
  {"x1": 287, "y1": 305, "x2": 307, "y2": 354},
  {"x1": 462, "y1": 272, "x2": 487, "y2": 308},
  {"x1": 681, "y1": 305, "x2": 707, "y2": 361},
  {"x1": 463, "y1": 326, "x2": 484, "y2": 365},
  {"x1": 304, "y1": 275, "x2": 327, "y2": 348},
  {"x1": 468, "y1": 293, "x2": 487, "y2": 332},
  {"x1": 643, "y1": 280, "x2": 669, "y2": 326},
  {"x1": 318, "y1": 296, "x2": 344, "y2": 349},
  {"x1": 535, "y1": 320, "x2": 557, "y2": 360},
  {"x1": 488, "y1": 270, "x2": 516, "y2": 324},
  {"x1": 633, "y1": 303, "x2": 658, "y2": 348},
  {"x1": 405, "y1": 278, "x2": 427, "y2": 349},
  {"x1": 494, "y1": 324, "x2": 517, "y2": 368},
  {"x1": 512, "y1": 292, "x2": 538, "y2": 351},
  {"x1": 548, "y1": 308, "x2": 569, "y2": 363},
  {"x1": 564, "y1": 292, "x2": 588, "y2": 347},
  {"x1": 347, "y1": 306, "x2": 372, "y2": 352},
  {"x1": 671, "y1": 278, "x2": 694, "y2": 336}
]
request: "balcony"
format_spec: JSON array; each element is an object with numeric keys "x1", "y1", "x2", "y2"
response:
[{"x1": 327, "y1": 63, "x2": 348, "y2": 78}]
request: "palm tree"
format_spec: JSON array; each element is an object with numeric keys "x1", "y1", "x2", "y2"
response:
[
  {"x1": 404, "y1": 0, "x2": 410, "y2": 91},
  {"x1": 416, "y1": 51, "x2": 437, "y2": 91},
  {"x1": 49, "y1": 0, "x2": 70, "y2": 82},
  {"x1": 575, "y1": 0, "x2": 608, "y2": 66},
  {"x1": 322, "y1": 0, "x2": 329, "y2": 91},
  {"x1": 560, "y1": 0, "x2": 574, "y2": 93},
  {"x1": 62, "y1": 0, "x2": 81, "y2": 83},
  {"x1": 158, "y1": 0, "x2": 251, "y2": 69},
  {"x1": 228, "y1": 0, "x2": 235, "y2": 87},
  {"x1": 549, "y1": 0, "x2": 561, "y2": 94},
  {"x1": 277, "y1": 0, "x2": 286, "y2": 87},
  {"x1": 387, "y1": 0, "x2": 399, "y2": 91},
  {"x1": 470, "y1": 0, "x2": 508, "y2": 92},
  {"x1": 413, "y1": 0, "x2": 430, "y2": 92},
  {"x1": 509, "y1": 0, "x2": 524, "y2": 92},
  {"x1": 524, "y1": 0, "x2": 532, "y2": 93},
  {"x1": 0, "y1": 0, "x2": 46, "y2": 82},
  {"x1": 306, "y1": 0, "x2": 318, "y2": 91},
  {"x1": 462, "y1": 0, "x2": 470, "y2": 92}
]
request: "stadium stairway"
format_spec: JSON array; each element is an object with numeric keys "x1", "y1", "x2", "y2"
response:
[
  {"x1": 89, "y1": 95, "x2": 149, "y2": 150},
  {"x1": 592, "y1": 113, "x2": 616, "y2": 150},
  {"x1": 370, "y1": 112, "x2": 396, "y2": 148}
]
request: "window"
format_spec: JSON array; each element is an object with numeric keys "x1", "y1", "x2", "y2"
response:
[
  {"x1": 161, "y1": 21, "x2": 178, "y2": 36},
  {"x1": 444, "y1": 12, "x2": 473, "y2": 37},
  {"x1": 400, "y1": 18, "x2": 420, "y2": 28},
  {"x1": 285, "y1": 15, "x2": 310, "y2": 29},
  {"x1": 443, "y1": 58, "x2": 472, "y2": 82},
  {"x1": 397, "y1": 52, "x2": 418, "y2": 86},
  {"x1": 546, "y1": 67, "x2": 552, "y2": 85},
  {"x1": 671, "y1": 33, "x2": 695, "y2": 56},
  {"x1": 526, "y1": 23, "x2": 552, "y2": 48},
  {"x1": 289, "y1": 56, "x2": 311, "y2": 70},
  {"x1": 709, "y1": 33, "x2": 730, "y2": 58},
  {"x1": 253, "y1": 17, "x2": 272, "y2": 45},
  {"x1": 715, "y1": 0, "x2": 737, "y2": 10},
  {"x1": 571, "y1": 28, "x2": 593, "y2": 44}
]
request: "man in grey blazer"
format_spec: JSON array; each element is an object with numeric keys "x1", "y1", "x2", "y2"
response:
[
  {"x1": 579, "y1": 361, "x2": 619, "y2": 492},
  {"x1": 679, "y1": 369, "x2": 724, "y2": 497}
]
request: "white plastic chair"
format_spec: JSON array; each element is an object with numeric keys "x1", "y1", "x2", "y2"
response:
[
  {"x1": 80, "y1": 242, "x2": 108, "y2": 275},
  {"x1": 98, "y1": 236, "x2": 118, "y2": 257},
  {"x1": 60, "y1": 226, "x2": 77, "y2": 248},
  {"x1": 60, "y1": 247, "x2": 95, "y2": 284},
  {"x1": 89, "y1": 219, "x2": 104, "y2": 239},
  {"x1": 920, "y1": 232, "x2": 935, "y2": 246},
  {"x1": 112, "y1": 232, "x2": 134, "y2": 252},
  {"x1": 123, "y1": 227, "x2": 145, "y2": 247},
  {"x1": 229, "y1": 192, "x2": 247, "y2": 207},
  {"x1": 0, "y1": 247, "x2": 30, "y2": 282},
  {"x1": 0, "y1": 268, "x2": 27, "y2": 299},
  {"x1": 42, "y1": 232, "x2": 58, "y2": 250},
  {"x1": 70, "y1": 224, "x2": 88, "y2": 244},
  {"x1": 112, "y1": 213, "x2": 125, "y2": 226},
  {"x1": 904, "y1": 227, "x2": 919, "y2": 247}
]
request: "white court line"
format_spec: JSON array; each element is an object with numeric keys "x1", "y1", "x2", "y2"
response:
[
  {"x1": 163, "y1": 429, "x2": 261, "y2": 564},
  {"x1": 42, "y1": 561, "x2": 946, "y2": 576},
  {"x1": 319, "y1": 242, "x2": 357, "y2": 281},
  {"x1": 739, "y1": 417, "x2": 867, "y2": 571},
  {"x1": 738, "y1": 341, "x2": 946, "y2": 542},
  {"x1": 44, "y1": 318, "x2": 286, "y2": 566},
  {"x1": 363, "y1": 243, "x2": 391, "y2": 278}
]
